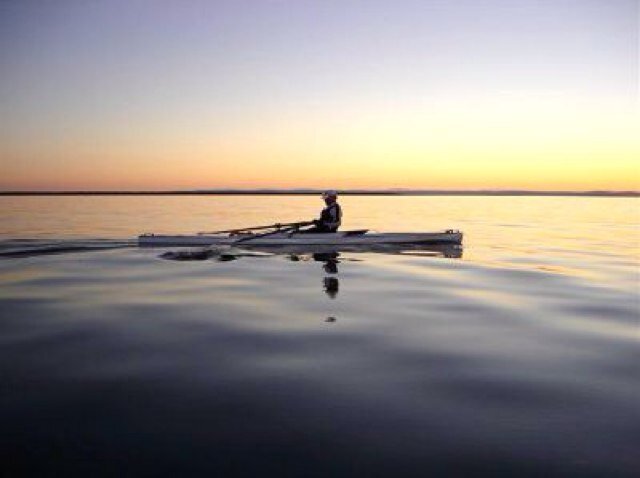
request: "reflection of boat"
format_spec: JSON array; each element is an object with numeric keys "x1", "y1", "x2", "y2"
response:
[
  {"x1": 139, "y1": 230, "x2": 462, "y2": 247},
  {"x1": 283, "y1": 243, "x2": 463, "y2": 259},
  {"x1": 159, "y1": 243, "x2": 462, "y2": 261}
]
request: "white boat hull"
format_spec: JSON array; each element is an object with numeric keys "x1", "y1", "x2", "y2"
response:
[{"x1": 138, "y1": 230, "x2": 462, "y2": 247}]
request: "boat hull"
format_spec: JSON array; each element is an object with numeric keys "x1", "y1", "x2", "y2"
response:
[{"x1": 138, "y1": 231, "x2": 463, "y2": 247}]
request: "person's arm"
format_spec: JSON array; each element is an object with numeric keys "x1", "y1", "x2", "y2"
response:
[{"x1": 312, "y1": 207, "x2": 326, "y2": 226}]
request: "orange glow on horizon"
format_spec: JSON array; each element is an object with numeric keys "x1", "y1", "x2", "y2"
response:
[{"x1": 2, "y1": 96, "x2": 638, "y2": 192}]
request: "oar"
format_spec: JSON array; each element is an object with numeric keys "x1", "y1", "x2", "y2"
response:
[
  {"x1": 230, "y1": 225, "x2": 300, "y2": 245},
  {"x1": 174, "y1": 222, "x2": 312, "y2": 261},
  {"x1": 164, "y1": 225, "x2": 306, "y2": 261},
  {"x1": 198, "y1": 221, "x2": 312, "y2": 235}
]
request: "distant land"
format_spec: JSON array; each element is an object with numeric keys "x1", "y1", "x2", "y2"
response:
[{"x1": 1, "y1": 189, "x2": 638, "y2": 197}]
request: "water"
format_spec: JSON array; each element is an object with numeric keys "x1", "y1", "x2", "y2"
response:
[{"x1": 1, "y1": 195, "x2": 638, "y2": 477}]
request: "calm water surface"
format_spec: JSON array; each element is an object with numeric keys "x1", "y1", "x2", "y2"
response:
[{"x1": 1, "y1": 196, "x2": 638, "y2": 477}]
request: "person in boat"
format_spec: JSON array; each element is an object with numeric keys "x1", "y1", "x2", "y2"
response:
[{"x1": 302, "y1": 190, "x2": 342, "y2": 233}]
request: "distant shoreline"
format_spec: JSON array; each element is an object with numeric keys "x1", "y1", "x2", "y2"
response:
[{"x1": 1, "y1": 190, "x2": 638, "y2": 197}]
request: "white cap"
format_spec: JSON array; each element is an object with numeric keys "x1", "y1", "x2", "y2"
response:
[{"x1": 322, "y1": 190, "x2": 338, "y2": 198}]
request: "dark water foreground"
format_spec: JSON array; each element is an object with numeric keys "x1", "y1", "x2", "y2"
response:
[{"x1": 1, "y1": 241, "x2": 638, "y2": 477}]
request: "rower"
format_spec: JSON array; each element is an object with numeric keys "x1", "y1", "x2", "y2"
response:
[{"x1": 302, "y1": 190, "x2": 342, "y2": 233}]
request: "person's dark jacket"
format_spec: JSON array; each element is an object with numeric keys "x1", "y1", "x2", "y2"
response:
[{"x1": 312, "y1": 202, "x2": 342, "y2": 232}]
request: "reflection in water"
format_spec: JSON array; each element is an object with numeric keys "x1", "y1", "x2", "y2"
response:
[
  {"x1": 312, "y1": 252, "x2": 341, "y2": 321},
  {"x1": 313, "y1": 252, "x2": 340, "y2": 299},
  {"x1": 323, "y1": 277, "x2": 339, "y2": 299},
  {"x1": 314, "y1": 252, "x2": 340, "y2": 274},
  {"x1": 287, "y1": 252, "x2": 342, "y2": 316},
  {"x1": 158, "y1": 244, "x2": 462, "y2": 325},
  {"x1": 258, "y1": 243, "x2": 463, "y2": 259},
  {"x1": 160, "y1": 243, "x2": 463, "y2": 262}
]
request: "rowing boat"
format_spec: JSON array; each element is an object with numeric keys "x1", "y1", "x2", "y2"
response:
[{"x1": 138, "y1": 230, "x2": 463, "y2": 247}]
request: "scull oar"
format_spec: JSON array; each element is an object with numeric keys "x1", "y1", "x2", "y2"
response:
[
  {"x1": 198, "y1": 221, "x2": 312, "y2": 235},
  {"x1": 162, "y1": 225, "x2": 305, "y2": 261},
  {"x1": 230, "y1": 225, "x2": 300, "y2": 245}
]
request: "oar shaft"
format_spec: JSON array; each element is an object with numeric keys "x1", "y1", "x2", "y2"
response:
[
  {"x1": 231, "y1": 225, "x2": 297, "y2": 244},
  {"x1": 198, "y1": 221, "x2": 311, "y2": 235}
]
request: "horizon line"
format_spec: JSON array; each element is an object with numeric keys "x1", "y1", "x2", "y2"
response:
[{"x1": 0, "y1": 189, "x2": 638, "y2": 198}]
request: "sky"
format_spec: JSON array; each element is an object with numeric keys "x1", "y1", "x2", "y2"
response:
[{"x1": 0, "y1": 0, "x2": 638, "y2": 191}]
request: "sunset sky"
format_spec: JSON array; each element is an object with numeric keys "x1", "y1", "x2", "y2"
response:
[{"x1": 1, "y1": 0, "x2": 638, "y2": 191}]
